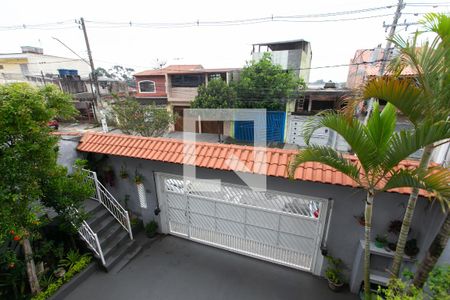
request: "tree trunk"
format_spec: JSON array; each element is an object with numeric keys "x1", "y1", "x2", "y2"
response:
[
  {"x1": 364, "y1": 191, "x2": 374, "y2": 299},
  {"x1": 413, "y1": 212, "x2": 450, "y2": 288},
  {"x1": 22, "y1": 238, "x2": 41, "y2": 295},
  {"x1": 390, "y1": 145, "x2": 433, "y2": 278}
]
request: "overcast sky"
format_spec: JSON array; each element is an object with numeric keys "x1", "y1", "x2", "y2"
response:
[{"x1": 1, "y1": 0, "x2": 448, "y2": 82}]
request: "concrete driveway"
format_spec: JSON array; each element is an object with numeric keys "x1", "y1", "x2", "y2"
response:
[{"x1": 65, "y1": 236, "x2": 357, "y2": 300}]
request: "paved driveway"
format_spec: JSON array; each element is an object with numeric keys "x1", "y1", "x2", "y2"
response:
[{"x1": 65, "y1": 236, "x2": 357, "y2": 300}]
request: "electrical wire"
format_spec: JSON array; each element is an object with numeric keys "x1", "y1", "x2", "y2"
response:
[{"x1": 0, "y1": 5, "x2": 400, "y2": 31}]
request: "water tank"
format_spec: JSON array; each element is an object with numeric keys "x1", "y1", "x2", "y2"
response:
[{"x1": 58, "y1": 69, "x2": 79, "y2": 77}]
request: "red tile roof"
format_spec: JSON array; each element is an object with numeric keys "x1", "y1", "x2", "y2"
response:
[
  {"x1": 134, "y1": 65, "x2": 240, "y2": 76},
  {"x1": 365, "y1": 65, "x2": 417, "y2": 77},
  {"x1": 77, "y1": 133, "x2": 426, "y2": 196},
  {"x1": 134, "y1": 65, "x2": 204, "y2": 76}
]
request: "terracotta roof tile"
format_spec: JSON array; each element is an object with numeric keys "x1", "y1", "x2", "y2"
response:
[{"x1": 77, "y1": 133, "x2": 426, "y2": 196}]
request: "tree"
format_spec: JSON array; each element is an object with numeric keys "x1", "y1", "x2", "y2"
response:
[
  {"x1": 95, "y1": 66, "x2": 136, "y2": 87},
  {"x1": 346, "y1": 13, "x2": 450, "y2": 279},
  {"x1": 234, "y1": 53, "x2": 305, "y2": 111},
  {"x1": 112, "y1": 98, "x2": 175, "y2": 137},
  {"x1": 289, "y1": 102, "x2": 450, "y2": 299},
  {"x1": 191, "y1": 78, "x2": 237, "y2": 109},
  {"x1": 0, "y1": 83, "x2": 93, "y2": 295}
]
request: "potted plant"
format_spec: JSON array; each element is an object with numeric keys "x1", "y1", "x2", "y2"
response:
[
  {"x1": 103, "y1": 165, "x2": 115, "y2": 186},
  {"x1": 119, "y1": 165, "x2": 129, "y2": 179},
  {"x1": 325, "y1": 255, "x2": 345, "y2": 292},
  {"x1": 388, "y1": 220, "x2": 402, "y2": 235},
  {"x1": 375, "y1": 234, "x2": 388, "y2": 248},
  {"x1": 387, "y1": 242, "x2": 397, "y2": 252},
  {"x1": 145, "y1": 221, "x2": 158, "y2": 238},
  {"x1": 405, "y1": 239, "x2": 419, "y2": 258},
  {"x1": 134, "y1": 171, "x2": 144, "y2": 184},
  {"x1": 354, "y1": 213, "x2": 365, "y2": 226},
  {"x1": 130, "y1": 216, "x2": 143, "y2": 234}
]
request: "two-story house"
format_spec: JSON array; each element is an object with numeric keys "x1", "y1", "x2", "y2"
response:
[{"x1": 134, "y1": 65, "x2": 240, "y2": 131}]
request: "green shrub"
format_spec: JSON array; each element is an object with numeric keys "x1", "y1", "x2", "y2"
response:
[
  {"x1": 32, "y1": 255, "x2": 92, "y2": 300},
  {"x1": 427, "y1": 265, "x2": 450, "y2": 300},
  {"x1": 145, "y1": 221, "x2": 158, "y2": 238},
  {"x1": 58, "y1": 249, "x2": 90, "y2": 270}
]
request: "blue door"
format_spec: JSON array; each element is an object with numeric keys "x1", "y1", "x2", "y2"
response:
[{"x1": 234, "y1": 111, "x2": 286, "y2": 143}]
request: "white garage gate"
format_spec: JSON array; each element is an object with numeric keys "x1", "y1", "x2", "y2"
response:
[{"x1": 156, "y1": 173, "x2": 329, "y2": 272}]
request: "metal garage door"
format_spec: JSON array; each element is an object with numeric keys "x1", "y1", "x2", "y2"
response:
[
  {"x1": 286, "y1": 115, "x2": 330, "y2": 147},
  {"x1": 156, "y1": 174, "x2": 328, "y2": 272}
]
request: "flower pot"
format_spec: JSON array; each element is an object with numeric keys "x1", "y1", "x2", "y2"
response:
[
  {"x1": 146, "y1": 232, "x2": 157, "y2": 238},
  {"x1": 374, "y1": 240, "x2": 386, "y2": 248},
  {"x1": 327, "y1": 279, "x2": 344, "y2": 292},
  {"x1": 388, "y1": 242, "x2": 396, "y2": 252}
]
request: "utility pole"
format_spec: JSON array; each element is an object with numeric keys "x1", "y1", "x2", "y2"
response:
[
  {"x1": 378, "y1": 0, "x2": 405, "y2": 76},
  {"x1": 364, "y1": 0, "x2": 404, "y2": 123},
  {"x1": 80, "y1": 17, "x2": 101, "y2": 108}
]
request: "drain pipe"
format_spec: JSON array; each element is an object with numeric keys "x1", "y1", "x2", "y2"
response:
[{"x1": 320, "y1": 198, "x2": 334, "y2": 256}]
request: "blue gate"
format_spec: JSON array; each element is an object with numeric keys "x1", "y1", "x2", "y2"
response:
[{"x1": 234, "y1": 111, "x2": 286, "y2": 143}]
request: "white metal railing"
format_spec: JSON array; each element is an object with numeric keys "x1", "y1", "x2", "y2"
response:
[
  {"x1": 78, "y1": 219, "x2": 106, "y2": 266},
  {"x1": 69, "y1": 207, "x2": 105, "y2": 266},
  {"x1": 83, "y1": 169, "x2": 133, "y2": 240}
]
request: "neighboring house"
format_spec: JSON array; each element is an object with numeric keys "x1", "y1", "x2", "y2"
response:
[
  {"x1": 0, "y1": 46, "x2": 91, "y2": 83},
  {"x1": 294, "y1": 81, "x2": 349, "y2": 114},
  {"x1": 346, "y1": 46, "x2": 416, "y2": 89},
  {"x1": 134, "y1": 65, "x2": 240, "y2": 132},
  {"x1": 285, "y1": 81, "x2": 350, "y2": 148},
  {"x1": 76, "y1": 132, "x2": 447, "y2": 295},
  {"x1": 345, "y1": 47, "x2": 450, "y2": 165},
  {"x1": 251, "y1": 39, "x2": 312, "y2": 82}
]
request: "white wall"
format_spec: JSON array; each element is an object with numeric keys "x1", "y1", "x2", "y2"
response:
[{"x1": 26, "y1": 53, "x2": 91, "y2": 76}]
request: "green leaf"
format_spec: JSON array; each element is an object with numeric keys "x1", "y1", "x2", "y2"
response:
[
  {"x1": 302, "y1": 111, "x2": 378, "y2": 173},
  {"x1": 365, "y1": 102, "x2": 397, "y2": 156},
  {"x1": 363, "y1": 78, "x2": 423, "y2": 125},
  {"x1": 289, "y1": 146, "x2": 362, "y2": 186},
  {"x1": 384, "y1": 167, "x2": 450, "y2": 209}
]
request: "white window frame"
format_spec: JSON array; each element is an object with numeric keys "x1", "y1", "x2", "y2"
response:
[{"x1": 138, "y1": 80, "x2": 156, "y2": 94}]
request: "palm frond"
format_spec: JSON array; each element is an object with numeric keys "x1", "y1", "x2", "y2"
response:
[
  {"x1": 383, "y1": 120, "x2": 450, "y2": 170},
  {"x1": 365, "y1": 102, "x2": 397, "y2": 155},
  {"x1": 363, "y1": 77, "x2": 424, "y2": 125},
  {"x1": 289, "y1": 145, "x2": 362, "y2": 186},
  {"x1": 419, "y1": 13, "x2": 450, "y2": 41},
  {"x1": 302, "y1": 111, "x2": 377, "y2": 172},
  {"x1": 384, "y1": 167, "x2": 450, "y2": 210}
]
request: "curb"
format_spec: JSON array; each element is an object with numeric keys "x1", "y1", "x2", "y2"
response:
[{"x1": 49, "y1": 262, "x2": 98, "y2": 300}]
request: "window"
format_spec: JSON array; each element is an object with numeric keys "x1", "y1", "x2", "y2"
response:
[
  {"x1": 171, "y1": 74, "x2": 205, "y2": 87},
  {"x1": 139, "y1": 80, "x2": 156, "y2": 93},
  {"x1": 208, "y1": 73, "x2": 226, "y2": 81}
]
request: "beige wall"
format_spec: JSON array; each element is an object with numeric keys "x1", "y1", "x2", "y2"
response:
[{"x1": 168, "y1": 87, "x2": 199, "y2": 104}]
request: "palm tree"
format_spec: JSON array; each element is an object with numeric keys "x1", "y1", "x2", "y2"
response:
[
  {"x1": 289, "y1": 102, "x2": 450, "y2": 299},
  {"x1": 413, "y1": 213, "x2": 450, "y2": 288},
  {"x1": 350, "y1": 13, "x2": 450, "y2": 278}
]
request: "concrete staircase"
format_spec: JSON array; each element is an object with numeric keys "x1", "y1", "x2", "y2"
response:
[{"x1": 84, "y1": 199, "x2": 141, "y2": 272}]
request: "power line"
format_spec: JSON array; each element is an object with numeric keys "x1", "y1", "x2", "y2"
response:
[{"x1": 0, "y1": 5, "x2": 400, "y2": 31}]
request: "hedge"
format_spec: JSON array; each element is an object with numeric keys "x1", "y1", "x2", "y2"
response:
[{"x1": 32, "y1": 255, "x2": 92, "y2": 300}]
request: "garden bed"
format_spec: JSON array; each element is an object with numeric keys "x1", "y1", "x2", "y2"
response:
[{"x1": 32, "y1": 255, "x2": 94, "y2": 300}]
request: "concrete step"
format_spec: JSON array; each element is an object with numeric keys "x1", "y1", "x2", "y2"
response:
[
  {"x1": 110, "y1": 243, "x2": 142, "y2": 274},
  {"x1": 102, "y1": 231, "x2": 129, "y2": 258},
  {"x1": 87, "y1": 208, "x2": 111, "y2": 228},
  {"x1": 90, "y1": 214, "x2": 116, "y2": 235},
  {"x1": 83, "y1": 199, "x2": 102, "y2": 215},
  {"x1": 104, "y1": 239, "x2": 138, "y2": 271}
]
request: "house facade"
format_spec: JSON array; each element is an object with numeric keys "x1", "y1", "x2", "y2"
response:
[
  {"x1": 251, "y1": 39, "x2": 312, "y2": 82},
  {"x1": 346, "y1": 46, "x2": 416, "y2": 89},
  {"x1": 75, "y1": 132, "x2": 447, "y2": 295},
  {"x1": 134, "y1": 65, "x2": 240, "y2": 131},
  {"x1": 0, "y1": 46, "x2": 91, "y2": 83}
]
